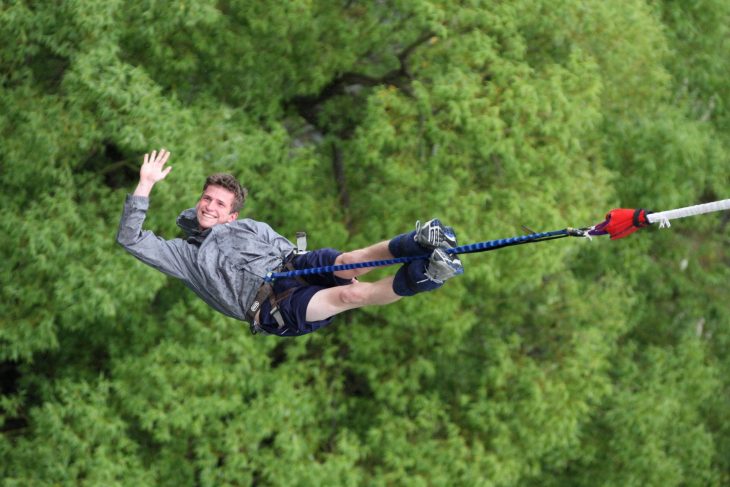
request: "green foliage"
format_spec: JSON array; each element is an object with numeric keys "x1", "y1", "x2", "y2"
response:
[
  {"x1": 565, "y1": 340, "x2": 721, "y2": 487},
  {"x1": 654, "y1": 0, "x2": 730, "y2": 132},
  {"x1": 2, "y1": 0, "x2": 729, "y2": 485},
  {"x1": 2, "y1": 378, "x2": 152, "y2": 486}
]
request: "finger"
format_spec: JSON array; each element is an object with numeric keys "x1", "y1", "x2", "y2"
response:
[
  {"x1": 162, "y1": 166, "x2": 172, "y2": 178},
  {"x1": 156, "y1": 149, "x2": 168, "y2": 165},
  {"x1": 150, "y1": 150, "x2": 157, "y2": 163},
  {"x1": 143, "y1": 152, "x2": 149, "y2": 164},
  {"x1": 160, "y1": 149, "x2": 171, "y2": 165}
]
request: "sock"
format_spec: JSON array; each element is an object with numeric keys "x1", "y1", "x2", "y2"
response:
[
  {"x1": 388, "y1": 231, "x2": 429, "y2": 258},
  {"x1": 392, "y1": 260, "x2": 444, "y2": 297}
]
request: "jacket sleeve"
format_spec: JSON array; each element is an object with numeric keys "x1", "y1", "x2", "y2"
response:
[{"x1": 116, "y1": 195, "x2": 190, "y2": 280}]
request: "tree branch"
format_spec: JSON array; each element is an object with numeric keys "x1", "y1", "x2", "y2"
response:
[
  {"x1": 289, "y1": 31, "x2": 435, "y2": 130},
  {"x1": 287, "y1": 31, "x2": 434, "y2": 235}
]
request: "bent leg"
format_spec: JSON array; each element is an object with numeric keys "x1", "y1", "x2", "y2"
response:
[
  {"x1": 333, "y1": 219, "x2": 456, "y2": 281},
  {"x1": 333, "y1": 240, "x2": 393, "y2": 280},
  {"x1": 305, "y1": 277, "x2": 401, "y2": 322}
]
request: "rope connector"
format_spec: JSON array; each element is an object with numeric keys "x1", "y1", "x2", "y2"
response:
[{"x1": 566, "y1": 227, "x2": 593, "y2": 240}]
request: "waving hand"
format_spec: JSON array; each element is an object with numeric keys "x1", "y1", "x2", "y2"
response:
[{"x1": 134, "y1": 149, "x2": 172, "y2": 197}]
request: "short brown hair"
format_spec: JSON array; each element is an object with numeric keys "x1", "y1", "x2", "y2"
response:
[{"x1": 203, "y1": 173, "x2": 248, "y2": 213}]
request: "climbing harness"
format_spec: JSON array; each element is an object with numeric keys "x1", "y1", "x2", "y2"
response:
[
  {"x1": 247, "y1": 259, "x2": 301, "y2": 335},
  {"x1": 247, "y1": 231, "x2": 309, "y2": 334},
  {"x1": 264, "y1": 198, "x2": 730, "y2": 283}
]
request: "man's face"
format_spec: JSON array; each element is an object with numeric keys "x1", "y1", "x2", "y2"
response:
[{"x1": 196, "y1": 185, "x2": 238, "y2": 229}]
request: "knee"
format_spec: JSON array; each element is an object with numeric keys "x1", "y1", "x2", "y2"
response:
[
  {"x1": 335, "y1": 251, "x2": 358, "y2": 266},
  {"x1": 338, "y1": 282, "x2": 369, "y2": 306},
  {"x1": 334, "y1": 251, "x2": 367, "y2": 280}
]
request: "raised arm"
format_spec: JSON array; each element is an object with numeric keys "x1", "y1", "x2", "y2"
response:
[
  {"x1": 117, "y1": 148, "x2": 189, "y2": 280},
  {"x1": 134, "y1": 149, "x2": 172, "y2": 197}
]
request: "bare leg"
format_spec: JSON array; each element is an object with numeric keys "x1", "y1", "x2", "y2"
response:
[
  {"x1": 304, "y1": 221, "x2": 464, "y2": 322},
  {"x1": 305, "y1": 276, "x2": 401, "y2": 322},
  {"x1": 333, "y1": 240, "x2": 393, "y2": 280}
]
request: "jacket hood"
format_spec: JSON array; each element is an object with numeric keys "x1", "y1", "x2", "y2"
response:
[{"x1": 176, "y1": 208, "x2": 210, "y2": 245}]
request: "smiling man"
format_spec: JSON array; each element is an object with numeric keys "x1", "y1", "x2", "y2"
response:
[
  {"x1": 196, "y1": 181, "x2": 243, "y2": 229},
  {"x1": 117, "y1": 149, "x2": 463, "y2": 336}
]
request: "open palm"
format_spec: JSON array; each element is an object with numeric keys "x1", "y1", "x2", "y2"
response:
[{"x1": 139, "y1": 149, "x2": 172, "y2": 185}]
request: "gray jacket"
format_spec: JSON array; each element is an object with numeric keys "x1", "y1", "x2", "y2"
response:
[{"x1": 116, "y1": 195, "x2": 295, "y2": 322}]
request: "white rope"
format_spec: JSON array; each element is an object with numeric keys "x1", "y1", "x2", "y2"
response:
[{"x1": 647, "y1": 199, "x2": 730, "y2": 228}]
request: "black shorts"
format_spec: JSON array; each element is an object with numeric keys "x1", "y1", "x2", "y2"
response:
[{"x1": 257, "y1": 248, "x2": 352, "y2": 336}]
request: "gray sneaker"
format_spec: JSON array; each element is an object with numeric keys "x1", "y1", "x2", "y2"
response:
[
  {"x1": 414, "y1": 219, "x2": 457, "y2": 250},
  {"x1": 424, "y1": 248, "x2": 464, "y2": 283}
]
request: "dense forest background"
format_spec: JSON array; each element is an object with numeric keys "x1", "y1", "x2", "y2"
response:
[{"x1": 1, "y1": 1, "x2": 729, "y2": 485}]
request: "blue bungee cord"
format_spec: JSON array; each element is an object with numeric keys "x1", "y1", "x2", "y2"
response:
[
  {"x1": 265, "y1": 228, "x2": 585, "y2": 282},
  {"x1": 265, "y1": 198, "x2": 730, "y2": 282}
]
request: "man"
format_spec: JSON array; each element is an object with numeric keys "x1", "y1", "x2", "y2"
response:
[{"x1": 117, "y1": 149, "x2": 463, "y2": 336}]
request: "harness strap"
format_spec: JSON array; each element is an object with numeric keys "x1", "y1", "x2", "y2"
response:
[
  {"x1": 246, "y1": 282, "x2": 278, "y2": 334},
  {"x1": 246, "y1": 257, "x2": 303, "y2": 335}
]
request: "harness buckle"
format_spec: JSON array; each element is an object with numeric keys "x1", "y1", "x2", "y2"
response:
[
  {"x1": 249, "y1": 320, "x2": 269, "y2": 335},
  {"x1": 246, "y1": 281, "x2": 289, "y2": 334},
  {"x1": 295, "y1": 231, "x2": 308, "y2": 255}
]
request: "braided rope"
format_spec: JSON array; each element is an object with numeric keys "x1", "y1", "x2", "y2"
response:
[{"x1": 648, "y1": 199, "x2": 730, "y2": 228}]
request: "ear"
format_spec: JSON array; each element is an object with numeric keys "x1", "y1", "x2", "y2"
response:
[{"x1": 227, "y1": 211, "x2": 239, "y2": 223}]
